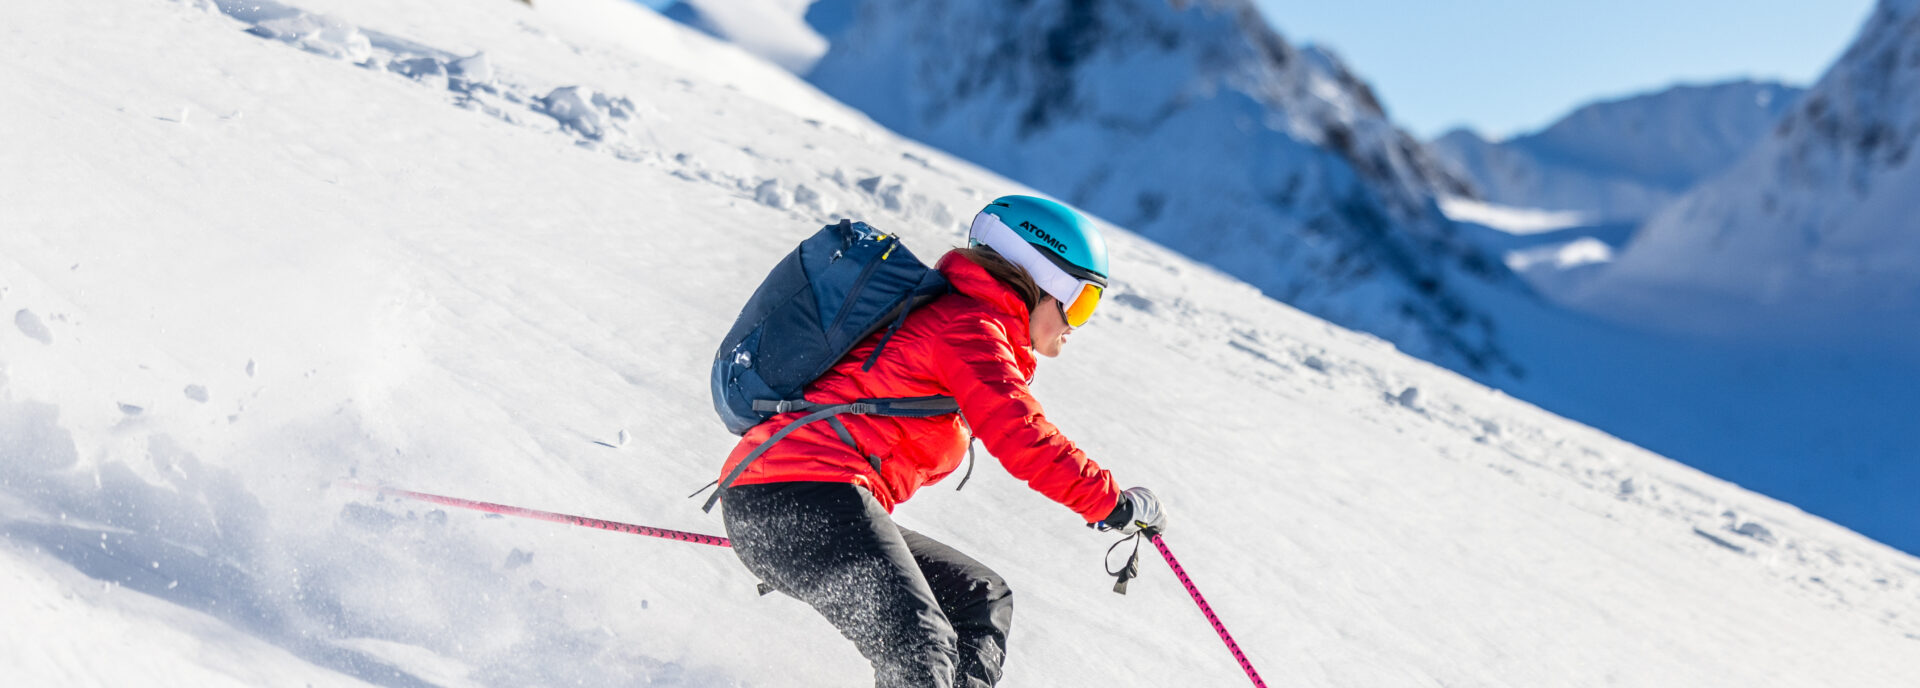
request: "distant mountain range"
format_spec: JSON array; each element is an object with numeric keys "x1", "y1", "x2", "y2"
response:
[
  {"x1": 1431, "y1": 80, "x2": 1803, "y2": 225},
  {"x1": 1571, "y1": 0, "x2": 1920, "y2": 344}
]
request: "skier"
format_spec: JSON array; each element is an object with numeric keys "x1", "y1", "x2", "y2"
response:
[{"x1": 714, "y1": 196, "x2": 1169, "y2": 687}]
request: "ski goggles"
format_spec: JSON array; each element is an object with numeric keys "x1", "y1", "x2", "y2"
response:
[{"x1": 967, "y1": 211, "x2": 1107, "y2": 327}]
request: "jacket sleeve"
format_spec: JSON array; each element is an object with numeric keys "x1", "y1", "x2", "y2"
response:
[{"x1": 928, "y1": 315, "x2": 1122, "y2": 523}]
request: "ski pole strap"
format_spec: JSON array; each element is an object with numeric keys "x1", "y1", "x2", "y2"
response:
[
  {"x1": 1150, "y1": 532, "x2": 1267, "y2": 687},
  {"x1": 1106, "y1": 532, "x2": 1144, "y2": 594}
]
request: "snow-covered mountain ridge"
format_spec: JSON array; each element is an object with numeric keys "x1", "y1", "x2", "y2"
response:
[
  {"x1": 1574, "y1": 0, "x2": 1920, "y2": 344},
  {"x1": 1431, "y1": 80, "x2": 1803, "y2": 224},
  {"x1": 800, "y1": 0, "x2": 1516, "y2": 378},
  {"x1": 3, "y1": 0, "x2": 1918, "y2": 685}
]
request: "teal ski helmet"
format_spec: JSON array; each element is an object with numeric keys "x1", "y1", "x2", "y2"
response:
[
  {"x1": 978, "y1": 195, "x2": 1109, "y2": 284},
  {"x1": 969, "y1": 195, "x2": 1110, "y2": 326}
]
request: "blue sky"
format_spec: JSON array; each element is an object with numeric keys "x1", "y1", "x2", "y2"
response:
[
  {"x1": 1254, "y1": 0, "x2": 1877, "y2": 139},
  {"x1": 639, "y1": 0, "x2": 1878, "y2": 141}
]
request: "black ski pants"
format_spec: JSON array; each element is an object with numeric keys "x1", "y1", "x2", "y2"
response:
[{"x1": 720, "y1": 481, "x2": 1014, "y2": 688}]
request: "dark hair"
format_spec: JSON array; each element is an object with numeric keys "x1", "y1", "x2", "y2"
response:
[{"x1": 950, "y1": 246, "x2": 1044, "y2": 313}]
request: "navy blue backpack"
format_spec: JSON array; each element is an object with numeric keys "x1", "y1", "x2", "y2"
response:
[{"x1": 703, "y1": 220, "x2": 958, "y2": 511}]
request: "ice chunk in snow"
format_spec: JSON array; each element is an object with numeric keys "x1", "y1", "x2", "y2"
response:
[
  {"x1": 793, "y1": 184, "x2": 834, "y2": 215},
  {"x1": 754, "y1": 179, "x2": 790, "y2": 209},
  {"x1": 542, "y1": 86, "x2": 609, "y2": 139},
  {"x1": 855, "y1": 175, "x2": 906, "y2": 211},
  {"x1": 246, "y1": 13, "x2": 373, "y2": 63},
  {"x1": 540, "y1": 87, "x2": 634, "y2": 140},
  {"x1": 14, "y1": 309, "x2": 52, "y2": 344},
  {"x1": 390, "y1": 57, "x2": 447, "y2": 82},
  {"x1": 450, "y1": 53, "x2": 494, "y2": 88},
  {"x1": 1391, "y1": 386, "x2": 1421, "y2": 409},
  {"x1": 1736, "y1": 522, "x2": 1777, "y2": 544}
]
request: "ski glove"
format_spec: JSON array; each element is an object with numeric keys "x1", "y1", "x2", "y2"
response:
[{"x1": 1094, "y1": 487, "x2": 1167, "y2": 535}]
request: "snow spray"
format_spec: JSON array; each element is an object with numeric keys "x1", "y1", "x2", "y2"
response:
[
  {"x1": 1150, "y1": 532, "x2": 1268, "y2": 687},
  {"x1": 340, "y1": 484, "x2": 1264, "y2": 684},
  {"x1": 336, "y1": 481, "x2": 732, "y2": 547}
]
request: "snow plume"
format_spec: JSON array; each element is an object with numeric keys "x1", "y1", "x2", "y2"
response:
[
  {"x1": 0, "y1": 393, "x2": 724, "y2": 685},
  {"x1": 804, "y1": 0, "x2": 1517, "y2": 378}
]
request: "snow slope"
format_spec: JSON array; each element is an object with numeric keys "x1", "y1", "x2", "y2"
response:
[
  {"x1": 801, "y1": 0, "x2": 1514, "y2": 378},
  {"x1": 4, "y1": 0, "x2": 1919, "y2": 686},
  {"x1": 1573, "y1": 0, "x2": 1920, "y2": 346}
]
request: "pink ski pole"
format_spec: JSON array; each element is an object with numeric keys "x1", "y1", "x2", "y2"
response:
[
  {"x1": 1149, "y1": 532, "x2": 1267, "y2": 687},
  {"x1": 338, "y1": 481, "x2": 731, "y2": 547}
]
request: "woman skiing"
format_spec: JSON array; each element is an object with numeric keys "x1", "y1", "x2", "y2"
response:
[{"x1": 714, "y1": 195, "x2": 1168, "y2": 688}]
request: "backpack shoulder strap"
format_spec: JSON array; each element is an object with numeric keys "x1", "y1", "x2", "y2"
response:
[{"x1": 862, "y1": 277, "x2": 951, "y2": 372}]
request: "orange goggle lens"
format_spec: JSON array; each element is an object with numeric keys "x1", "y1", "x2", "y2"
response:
[{"x1": 1062, "y1": 282, "x2": 1103, "y2": 328}]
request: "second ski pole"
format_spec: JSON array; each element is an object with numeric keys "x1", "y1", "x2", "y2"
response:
[{"x1": 337, "y1": 481, "x2": 732, "y2": 547}]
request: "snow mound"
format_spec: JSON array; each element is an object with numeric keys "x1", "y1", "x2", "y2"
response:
[
  {"x1": 246, "y1": 11, "x2": 373, "y2": 62},
  {"x1": 539, "y1": 86, "x2": 635, "y2": 140}
]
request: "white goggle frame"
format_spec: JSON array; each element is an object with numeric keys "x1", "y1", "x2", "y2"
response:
[{"x1": 967, "y1": 211, "x2": 1102, "y2": 315}]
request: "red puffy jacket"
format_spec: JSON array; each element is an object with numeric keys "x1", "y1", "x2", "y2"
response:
[{"x1": 718, "y1": 251, "x2": 1122, "y2": 523}]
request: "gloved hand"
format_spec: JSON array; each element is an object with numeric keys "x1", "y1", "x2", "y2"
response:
[{"x1": 1093, "y1": 487, "x2": 1167, "y2": 535}]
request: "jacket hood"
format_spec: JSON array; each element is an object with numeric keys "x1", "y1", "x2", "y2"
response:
[{"x1": 937, "y1": 250, "x2": 1033, "y2": 350}]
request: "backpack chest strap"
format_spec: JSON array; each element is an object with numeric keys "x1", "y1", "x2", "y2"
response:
[{"x1": 701, "y1": 395, "x2": 960, "y2": 512}]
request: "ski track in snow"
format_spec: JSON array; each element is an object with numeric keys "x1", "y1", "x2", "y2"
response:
[
  {"x1": 181, "y1": 0, "x2": 961, "y2": 235},
  {"x1": 3, "y1": 0, "x2": 1918, "y2": 686}
]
